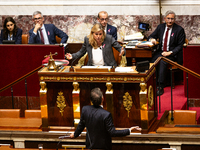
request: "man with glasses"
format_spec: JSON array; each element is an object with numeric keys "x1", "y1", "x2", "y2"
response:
[
  {"x1": 29, "y1": 11, "x2": 68, "y2": 44},
  {"x1": 97, "y1": 11, "x2": 117, "y2": 40},
  {"x1": 148, "y1": 10, "x2": 185, "y2": 96}
]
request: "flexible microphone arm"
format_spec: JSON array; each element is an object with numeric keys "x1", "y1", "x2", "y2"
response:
[
  {"x1": 70, "y1": 57, "x2": 79, "y2": 72},
  {"x1": 56, "y1": 121, "x2": 74, "y2": 150}
]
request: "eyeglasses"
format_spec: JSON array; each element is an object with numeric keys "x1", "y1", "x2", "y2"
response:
[
  {"x1": 34, "y1": 17, "x2": 42, "y2": 21},
  {"x1": 100, "y1": 18, "x2": 108, "y2": 21},
  {"x1": 166, "y1": 18, "x2": 174, "y2": 21}
]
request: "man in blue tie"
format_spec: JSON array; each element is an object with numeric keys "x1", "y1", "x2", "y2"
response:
[
  {"x1": 29, "y1": 11, "x2": 68, "y2": 44},
  {"x1": 97, "y1": 11, "x2": 118, "y2": 40},
  {"x1": 148, "y1": 10, "x2": 185, "y2": 96}
]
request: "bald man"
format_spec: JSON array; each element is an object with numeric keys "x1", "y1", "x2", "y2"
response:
[{"x1": 97, "y1": 11, "x2": 117, "y2": 40}]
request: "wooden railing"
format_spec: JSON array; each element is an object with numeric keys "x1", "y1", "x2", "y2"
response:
[{"x1": 0, "y1": 65, "x2": 43, "y2": 109}]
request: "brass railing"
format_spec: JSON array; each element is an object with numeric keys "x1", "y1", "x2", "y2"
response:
[{"x1": 154, "y1": 57, "x2": 200, "y2": 121}]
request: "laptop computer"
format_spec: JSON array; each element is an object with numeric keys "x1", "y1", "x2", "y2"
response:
[{"x1": 2, "y1": 40, "x2": 15, "y2": 44}]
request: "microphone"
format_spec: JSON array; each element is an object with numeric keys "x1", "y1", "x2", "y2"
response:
[
  {"x1": 56, "y1": 121, "x2": 74, "y2": 150},
  {"x1": 58, "y1": 135, "x2": 70, "y2": 139},
  {"x1": 70, "y1": 57, "x2": 79, "y2": 72}
]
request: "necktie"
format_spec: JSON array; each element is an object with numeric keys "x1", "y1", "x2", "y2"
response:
[
  {"x1": 40, "y1": 28, "x2": 44, "y2": 44},
  {"x1": 163, "y1": 28, "x2": 169, "y2": 52}
]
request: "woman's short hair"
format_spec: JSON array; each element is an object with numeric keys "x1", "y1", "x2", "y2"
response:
[
  {"x1": 90, "y1": 88, "x2": 103, "y2": 107},
  {"x1": 3, "y1": 17, "x2": 18, "y2": 39},
  {"x1": 32, "y1": 11, "x2": 43, "y2": 19},
  {"x1": 88, "y1": 23, "x2": 106, "y2": 49},
  {"x1": 164, "y1": 10, "x2": 176, "y2": 19}
]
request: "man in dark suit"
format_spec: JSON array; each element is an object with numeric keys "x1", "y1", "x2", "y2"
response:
[
  {"x1": 70, "y1": 87, "x2": 141, "y2": 150},
  {"x1": 148, "y1": 10, "x2": 185, "y2": 96},
  {"x1": 28, "y1": 11, "x2": 68, "y2": 44},
  {"x1": 97, "y1": 11, "x2": 117, "y2": 40}
]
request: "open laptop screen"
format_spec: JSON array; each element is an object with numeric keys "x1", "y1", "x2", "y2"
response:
[{"x1": 2, "y1": 40, "x2": 15, "y2": 44}]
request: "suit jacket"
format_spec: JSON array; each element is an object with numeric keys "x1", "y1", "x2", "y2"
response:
[
  {"x1": 148, "y1": 23, "x2": 185, "y2": 63},
  {"x1": 28, "y1": 24, "x2": 68, "y2": 44},
  {"x1": 107, "y1": 24, "x2": 117, "y2": 40},
  {"x1": 74, "y1": 105, "x2": 130, "y2": 150},
  {"x1": 0, "y1": 28, "x2": 22, "y2": 44},
  {"x1": 71, "y1": 34, "x2": 125, "y2": 66}
]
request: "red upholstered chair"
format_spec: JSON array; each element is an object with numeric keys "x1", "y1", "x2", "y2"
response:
[{"x1": 174, "y1": 110, "x2": 196, "y2": 124}]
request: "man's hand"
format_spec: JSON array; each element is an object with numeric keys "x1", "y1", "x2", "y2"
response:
[
  {"x1": 65, "y1": 53, "x2": 73, "y2": 60},
  {"x1": 33, "y1": 23, "x2": 42, "y2": 33},
  {"x1": 161, "y1": 51, "x2": 172, "y2": 57},
  {"x1": 70, "y1": 133, "x2": 75, "y2": 138},
  {"x1": 150, "y1": 38, "x2": 158, "y2": 45},
  {"x1": 119, "y1": 47, "x2": 125, "y2": 56},
  {"x1": 130, "y1": 126, "x2": 142, "y2": 132}
]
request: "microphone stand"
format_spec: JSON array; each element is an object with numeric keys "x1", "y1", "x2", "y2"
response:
[
  {"x1": 56, "y1": 125, "x2": 73, "y2": 150},
  {"x1": 69, "y1": 57, "x2": 79, "y2": 72}
]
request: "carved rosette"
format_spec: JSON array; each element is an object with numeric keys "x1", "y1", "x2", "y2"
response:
[
  {"x1": 123, "y1": 92, "x2": 133, "y2": 117},
  {"x1": 56, "y1": 91, "x2": 66, "y2": 116}
]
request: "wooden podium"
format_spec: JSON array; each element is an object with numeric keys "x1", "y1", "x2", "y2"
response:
[{"x1": 38, "y1": 65, "x2": 157, "y2": 133}]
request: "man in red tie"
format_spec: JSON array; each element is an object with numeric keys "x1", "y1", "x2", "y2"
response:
[
  {"x1": 29, "y1": 11, "x2": 68, "y2": 44},
  {"x1": 148, "y1": 10, "x2": 185, "y2": 96}
]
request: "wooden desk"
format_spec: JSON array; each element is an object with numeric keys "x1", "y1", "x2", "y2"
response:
[
  {"x1": 157, "y1": 124, "x2": 200, "y2": 134},
  {"x1": 126, "y1": 47, "x2": 152, "y2": 58},
  {"x1": 38, "y1": 65, "x2": 157, "y2": 133}
]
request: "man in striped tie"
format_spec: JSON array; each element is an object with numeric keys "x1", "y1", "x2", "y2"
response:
[{"x1": 148, "y1": 10, "x2": 186, "y2": 96}]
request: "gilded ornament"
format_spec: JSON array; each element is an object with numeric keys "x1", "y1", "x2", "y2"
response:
[
  {"x1": 107, "y1": 77, "x2": 110, "y2": 81},
  {"x1": 56, "y1": 91, "x2": 66, "y2": 116},
  {"x1": 57, "y1": 77, "x2": 60, "y2": 81},
  {"x1": 73, "y1": 77, "x2": 77, "y2": 81},
  {"x1": 40, "y1": 76, "x2": 44, "y2": 81},
  {"x1": 124, "y1": 77, "x2": 127, "y2": 82},
  {"x1": 123, "y1": 92, "x2": 133, "y2": 117},
  {"x1": 141, "y1": 77, "x2": 145, "y2": 82},
  {"x1": 148, "y1": 85, "x2": 154, "y2": 109}
]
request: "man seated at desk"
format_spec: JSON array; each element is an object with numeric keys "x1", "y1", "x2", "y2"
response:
[
  {"x1": 97, "y1": 11, "x2": 118, "y2": 40},
  {"x1": 148, "y1": 10, "x2": 185, "y2": 96},
  {"x1": 29, "y1": 11, "x2": 68, "y2": 44},
  {"x1": 65, "y1": 23, "x2": 125, "y2": 67}
]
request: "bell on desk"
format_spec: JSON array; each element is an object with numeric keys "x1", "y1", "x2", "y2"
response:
[{"x1": 45, "y1": 52, "x2": 58, "y2": 71}]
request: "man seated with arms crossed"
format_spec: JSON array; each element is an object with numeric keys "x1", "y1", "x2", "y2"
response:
[
  {"x1": 70, "y1": 87, "x2": 141, "y2": 150},
  {"x1": 148, "y1": 10, "x2": 185, "y2": 96},
  {"x1": 97, "y1": 11, "x2": 118, "y2": 40},
  {"x1": 29, "y1": 11, "x2": 68, "y2": 44}
]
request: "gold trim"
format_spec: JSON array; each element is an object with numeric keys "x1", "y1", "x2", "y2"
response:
[
  {"x1": 106, "y1": 82, "x2": 113, "y2": 94},
  {"x1": 40, "y1": 76, "x2": 144, "y2": 82},
  {"x1": 123, "y1": 92, "x2": 133, "y2": 118},
  {"x1": 56, "y1": 91, "x2": 66, "y2": 116},
  {"x1": 148, "y1": 85, "x2": 154, "y2": 109}
]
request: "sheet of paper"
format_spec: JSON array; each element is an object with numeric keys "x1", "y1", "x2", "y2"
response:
[{"x1": 115, "y1": 67, "x2": 134, "y2": 72}]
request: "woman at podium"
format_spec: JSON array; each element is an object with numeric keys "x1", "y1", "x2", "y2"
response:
[
  {"x1": 0, "y1": 17, "x2": 22, "y2": 44},
  {"x1": 65, "y1": 23, "x2": 125, "y2": 66}
]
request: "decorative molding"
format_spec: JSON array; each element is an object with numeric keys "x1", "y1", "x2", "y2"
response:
[
  {"x1": 0, "y1": 1, "x2": 159, "y2": 6},
  {"x1": 0, "y1": 1, "x2": 199, "y2": 6}
]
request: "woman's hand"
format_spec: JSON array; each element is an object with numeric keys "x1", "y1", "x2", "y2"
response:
[
  {"x1": 119, "y1": 47, "x2": 125, "y2": 56},
  {"x1": 65, "y1": 53, "x2": 73, "y2": 60}
]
